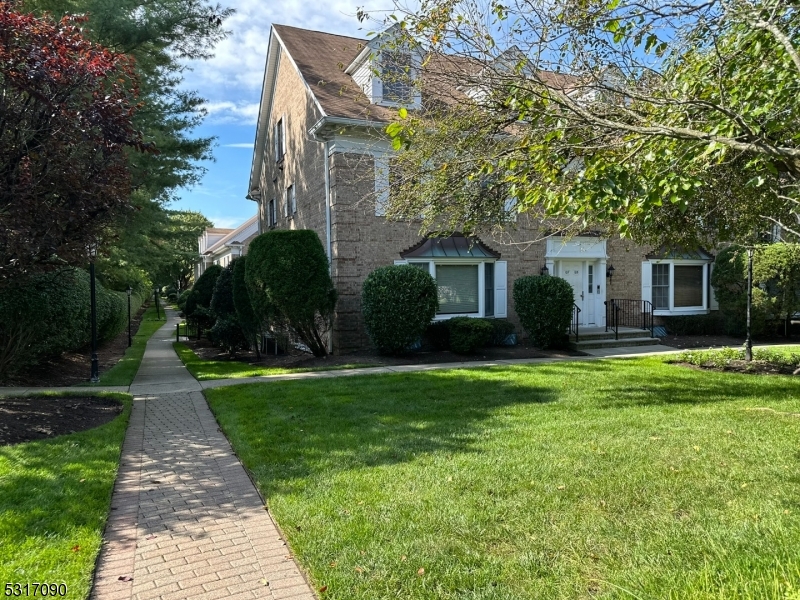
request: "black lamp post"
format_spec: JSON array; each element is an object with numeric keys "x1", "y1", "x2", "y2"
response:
[
  {"x1": 89, "y1": 244, "x2": 99, "y2": 383},
  {"x1": 154, "y1": 286, "x2": 161, "y2": 320},
  {"x1": 127, "y1": 286, "x2": 133, "y2": 347}
]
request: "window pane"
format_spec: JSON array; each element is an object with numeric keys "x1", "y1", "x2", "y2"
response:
[
  {"x1": 436, "y1": 265, "x2": 479, "y2": 314},
  {"x1": 652, "y1": 264, "x2": 669, "y2": 310},
  {"x1": 674, "y1": 265, "x2": 703, "y2": 307},
  {"x1": 409, "y1": 262, "x2": 429, "y2": 273},
  {"x1": 382, "y1": 52, "x2": 412, "y2": 102}
]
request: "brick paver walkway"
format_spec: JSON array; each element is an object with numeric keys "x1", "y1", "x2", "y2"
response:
[{"x1": 90, "y1": 309, "x2": 315, "y2": 600}]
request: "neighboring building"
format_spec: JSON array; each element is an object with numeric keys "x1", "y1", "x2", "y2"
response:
[
  {"x1": 195, "y1": 215, "x2": 260, "y2": 280},
  {"x1": 247, "y1": 24, "x2": 718, "y2": 353}
]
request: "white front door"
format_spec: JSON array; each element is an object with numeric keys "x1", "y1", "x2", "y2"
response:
[
  {"x1": 586, "y1": 264, "x2": 596, "y2": 325},
  {"x1": 560, "y1": 261, "x2": 585, "y2": 324}
]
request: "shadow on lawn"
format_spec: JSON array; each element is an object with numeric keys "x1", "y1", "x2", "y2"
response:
[
  {"x1": 211, "y1": 360, "x2": 800, "y2": 497},
  {"x1": 212, "y1": 369, "x2": 558, "y2": 497}
]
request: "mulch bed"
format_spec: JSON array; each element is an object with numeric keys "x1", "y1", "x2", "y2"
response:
[
  {"x1": 0, "y1": 305, "x2": 148, "y2": 388},
  {"x1": 676, "y1": 361, "x2": 800, "y2": 376},
  {"x1": 183, "y1": 337, "x2": 586, "y2": 369},
  {"x1": 0, "y1": 396, "x2": 123, "y2": 446}
]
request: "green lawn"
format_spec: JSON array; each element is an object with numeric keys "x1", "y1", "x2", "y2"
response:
[
  {"x1": 174, "y1": 342, "x2": 374, "y2": 380},
  {"x1": 80, "y1": 305, "x2": 166, "y2": 386},
  {"x1": 205, "y1": 357, "x2": 800, "y2": 599},
  {"x1": 0, "y1": 393, "x2": 131, "y2": 599}
]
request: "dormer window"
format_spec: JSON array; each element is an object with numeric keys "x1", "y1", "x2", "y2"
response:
[
  {"x1": 344, "y1": 25, "x2": 422, "y2": 109},
  {"x1": 381, "y1": 51, "x2": 413, "y2": 103}
]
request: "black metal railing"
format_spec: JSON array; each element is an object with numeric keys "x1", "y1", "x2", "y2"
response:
[
  {"x1": 176, "y1": 321, "x2": 201, "y2": 342},
  {"x1": 604, "y1": 299, "x2": 654, "y2": 340},
  {"x1": 569, "y1": 302, "x2": 581, "y2": 343}
]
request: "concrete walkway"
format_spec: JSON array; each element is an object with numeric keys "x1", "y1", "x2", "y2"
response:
[{"x1": 90, "y1": 309, "x2": 316, "y2": 600}]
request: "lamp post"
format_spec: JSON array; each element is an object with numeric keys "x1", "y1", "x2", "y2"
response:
[
  {"x1": 89, "y1": 244, "x2": 99, "y2": 383},
  {"x1": 127, "y1": 286, "x2": 133, "y2": 347},
  {"x1": 154, "y1": 286, "x2": 161, "y2": 320}
]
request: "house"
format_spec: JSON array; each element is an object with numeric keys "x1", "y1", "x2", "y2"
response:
[
  {"x1": 247, "y1": 24, "x2": 718, "y2": 353},
  {"x1": 195, "y1": 215, "x2": 260, "y2": 280}
]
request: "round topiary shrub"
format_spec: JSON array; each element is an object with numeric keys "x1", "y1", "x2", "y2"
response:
[
  {"x1": 446, "y1": 317, "x2": 494, "y2": 354},
  {"x1": 362, "y1": 265, "x2": 438, "y2": 355},
  {"x1": 513, "y1": 275, "x2": 574, "y2": 348}
]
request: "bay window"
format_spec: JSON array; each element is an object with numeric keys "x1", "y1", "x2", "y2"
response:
[{"x1": 643, "y1": 260, "x2": 711, "y2": 314}]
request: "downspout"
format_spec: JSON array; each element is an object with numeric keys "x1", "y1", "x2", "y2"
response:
[{"x1": 324, "y1": 140, "x2": 333, "y2": 354}]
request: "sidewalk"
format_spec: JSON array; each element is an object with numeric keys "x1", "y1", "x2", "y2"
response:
[{"x1": 90, "y1": 308, "x2": 316, "y2": 600}]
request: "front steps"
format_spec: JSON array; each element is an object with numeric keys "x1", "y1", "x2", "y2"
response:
[{"x1": 569, "y1": 326, "x2": 660, "y2": 351}]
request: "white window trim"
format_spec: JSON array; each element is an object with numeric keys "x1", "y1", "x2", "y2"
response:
[
  {"x1": 646, "y1": 259, "x2": 710, "y2": 316},
  {"x1": 404, "y1": 258, "x2": 496, "y2": 319}
]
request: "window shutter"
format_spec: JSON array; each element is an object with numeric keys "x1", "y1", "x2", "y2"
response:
[
  {"x1": 284, "y1": 187, "x2": 289, "y2": 217},
  {"x1": 709, "y1": 264, "x2": 719, "y2": 310},
  {"x1": 494, "y1": 260, "x2": 507, "y2": 318},
  {"x1": 641, "y1": 261, "x2": 652, "y2": 304}
]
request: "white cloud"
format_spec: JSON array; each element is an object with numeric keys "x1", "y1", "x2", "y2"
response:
[
  {"x1": 179, "y1": 0, "x2": 387, "y2": 105},
  {"x1": 222, "y1": 142, "x2": 255, "y2": 148},
  {"x1": 211, "y1": 215, "x2": 249, "y2": 229},
  {"x1": 202, "y1": 101, "x2": 260, "y2": 125}
]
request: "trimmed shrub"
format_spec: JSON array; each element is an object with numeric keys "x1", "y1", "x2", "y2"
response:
[
  {"x1": 246, "y1": 230, "x2": 337, "y2": 357},
  {"x1": 210, "y1": 264, "x2": 236, "y2": 319},
  {"x1": 177, "y1": 289, "x2": 192, "y2": 312},
  {"x1": 362, "y1": 265, "x2": 438, "y2": 355},
  {"x1": 661, "y1": 313, "x2": 724, "y2": 336},
  {"x1": 232, "y1": 256, "x2": 260, "y2": 356},
  {"x1": 0, "y1": 268, "x2": 132, "y2": 378},
  {"x1": 513, "y1": 275, "x2": 574, "y2": 348},
  {"x1": 185, "y1": 264, "x2": 222, "y2": 330},
  {"x1": 486, "y1": 318, "x2": 515, "y2": 345},
  {"x1": 425, "y1": 320, "x2": 450, "y2": 350},
  {"x1": 711, "y1": 246, "x2": 768, "y2": 336},
  {"x1": 208, "y1": 317, "x2": 249, "y2": 357},
  {"x1": 447, "y1": 317, "x2": 494, "y2": 354}
]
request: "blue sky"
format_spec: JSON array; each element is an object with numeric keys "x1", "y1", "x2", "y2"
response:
[{"x1": 172, "y1": 0, "x2": 384, "y2": 229}]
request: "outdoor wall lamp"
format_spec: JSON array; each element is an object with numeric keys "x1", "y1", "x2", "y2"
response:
[
  {"x1": 540, "y1": 265, "x2": 549, "y2": 276},
  {"x1": 606, "y1": 265, "x2": 615, "y2": 279}
]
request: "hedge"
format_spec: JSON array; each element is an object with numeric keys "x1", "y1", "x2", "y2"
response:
[
  {"x1": 0, "y1": 268, "x2": 141, "y2": 378},
  {"x1": 232, "y1": 256, "x2": 260, "y2": 355},
  {"x1": 361, "y1": 265, "x2": 438, "y2": 355},
  {"x1": 446, "y1": 317, "x2": 494, "y2": 354}
]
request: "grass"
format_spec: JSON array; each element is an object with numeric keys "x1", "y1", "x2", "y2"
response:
[
  {"x1": 0, "y1": 392, "x2": 131, "y2": 599},
  {"x1": 205, "y1": 357, "x2": 800, "y2": 599},
  {"x1": 80, "y1": 304, "x2": 166, "y2": 386},
  {"x1": 174, "y1": 342, "x2": 374, "y2": 380}
]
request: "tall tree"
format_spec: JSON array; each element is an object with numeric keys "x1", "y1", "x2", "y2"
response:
[
  {"x1": 383, "y1": 0, "x2": 799, "y2": 244},
  {"x1": 99, "y1": 208, "x2": 212, "y2": 291},
  {"x1": 0, "y1": 2, "x2": 144, "y2": 285}
]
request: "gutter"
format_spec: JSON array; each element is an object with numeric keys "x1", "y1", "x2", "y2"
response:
[
  {"x1": 309, "y1": 115, "x2": 386, "y2": 142},
  {"x1": 324, "y1": 140, "x2": 333, "y2": 354}
]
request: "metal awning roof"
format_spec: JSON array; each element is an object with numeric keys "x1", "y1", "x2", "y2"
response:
[
  {"x1": 646, "y1": 246, "x2": 714, "y2": 260},
  {"x1": 400, "y1": 235, "x2": 501, "y2": 259}
]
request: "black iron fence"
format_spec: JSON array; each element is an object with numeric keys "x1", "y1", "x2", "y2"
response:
[
  {"x1": 176, "y1": 321, "x2": 201, "y2": 341},
  {"x1": 604, "y1": 299, "x2": 654, "y2": 340},
  {"x1": 568, "y1": 302, "x2": 581, "y2": 343}
]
